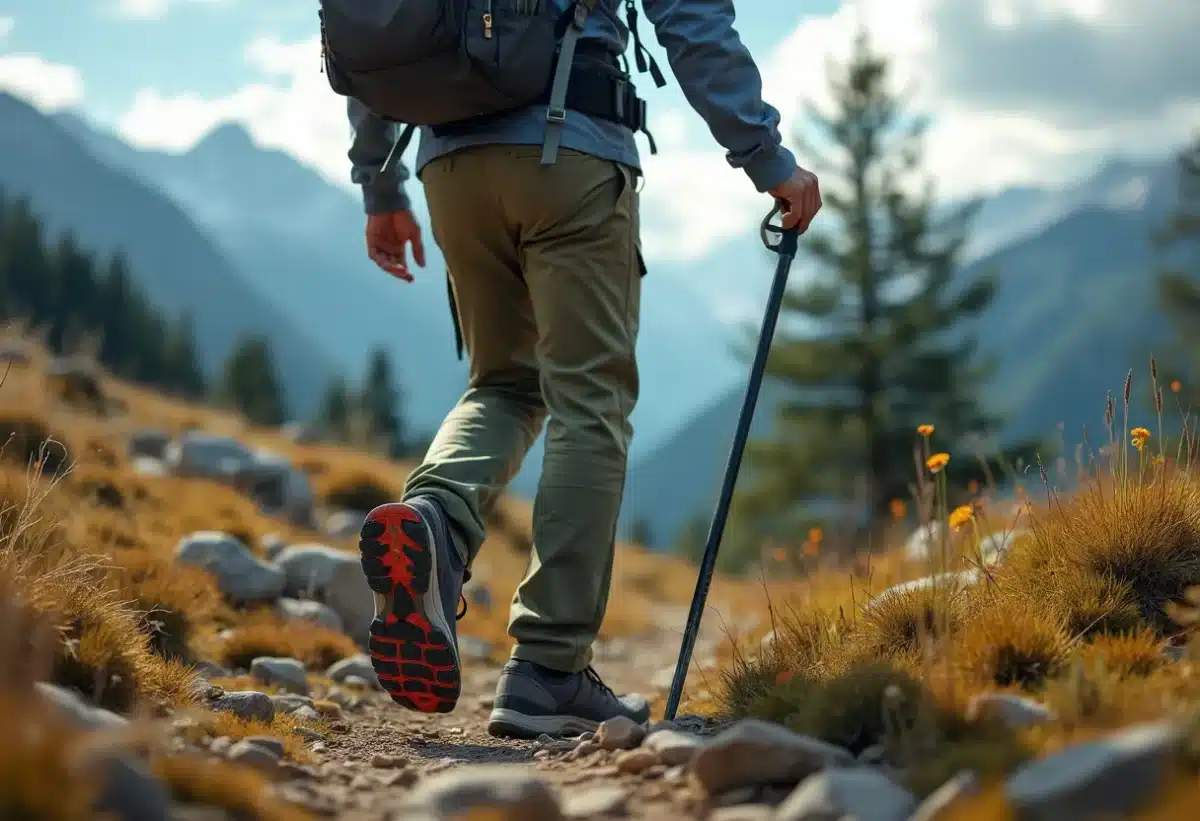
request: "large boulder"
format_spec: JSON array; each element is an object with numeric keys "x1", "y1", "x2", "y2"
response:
[
  {"x1": 175, "y1": 531, "x2": 285, "y2": 603},
  {"x1": 233, "y1": 449, "x2": 315, "y2": 526},
  {"x1": 274, "y1": 544, "x2": 373, "y2": 643},
  {"x1": 127, "y1": 428, "x2": 171, "y2": 461},
  {"x1": 163, "y1": 431, "x2": 255, "y2": 481}
]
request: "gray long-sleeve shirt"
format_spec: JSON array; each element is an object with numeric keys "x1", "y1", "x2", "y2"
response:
[{"x1": 347, "y1": 0, "x2": 797, "y2": 214}]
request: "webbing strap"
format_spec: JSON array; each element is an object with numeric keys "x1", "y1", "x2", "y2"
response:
[{"x1": 541, "y1": 0, "x2": 599, "y2": 166}]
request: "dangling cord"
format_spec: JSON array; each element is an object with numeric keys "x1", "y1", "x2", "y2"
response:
[{"x1": 624, "y1": 0, "x2": 666, "y2": 88}]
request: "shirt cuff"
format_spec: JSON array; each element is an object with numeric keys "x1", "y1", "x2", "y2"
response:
[
  {"x1": 362, "y1": 183, "x2": 411, "y2": 215},
  {"x1": 728, "y1": 143, "x2": 799, "y2": 193}
]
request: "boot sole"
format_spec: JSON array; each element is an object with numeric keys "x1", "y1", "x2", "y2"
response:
[
  {"x1": 486, "y1": 708, "x2": 601, "y2": 740},
  {"x1": 359, "y1": 502, "x2": 460, "y2": 713}
]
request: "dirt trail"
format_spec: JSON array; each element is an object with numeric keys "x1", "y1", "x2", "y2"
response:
[{"x1": 281, "y1": 605, "x2": 738, "y2": 819}]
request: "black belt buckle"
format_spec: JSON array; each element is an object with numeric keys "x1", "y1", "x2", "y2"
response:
[{"x1": 635, "y1": 97, "x2": 647, "y2": 132}]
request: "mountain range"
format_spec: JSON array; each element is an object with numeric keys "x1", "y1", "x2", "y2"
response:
[{"x1": 0, "y1": 90, "x2": 1190, "y2": 550}]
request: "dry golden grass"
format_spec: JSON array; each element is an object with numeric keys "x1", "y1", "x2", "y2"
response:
[
  {"x1": 219, "y1": 611, "x2": 360, "y2": 671},
  {"x1": 179, "y1": 709, "x2": 322, "y2": 763}
]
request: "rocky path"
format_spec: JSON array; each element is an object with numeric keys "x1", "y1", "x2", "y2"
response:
[{"x1": 267, "y1": 606, "x2": 735, "y2": 820}]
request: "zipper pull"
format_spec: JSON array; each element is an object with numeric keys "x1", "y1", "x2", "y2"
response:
[{"x1": 483, "y1": 12, "x2": 493, "y2": 38}]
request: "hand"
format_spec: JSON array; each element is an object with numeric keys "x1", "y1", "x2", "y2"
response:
[
  {"x1": 366, "y1": 210, "x2": 426, "y2": 281},
  {"x1": 769, "y1": 167, "x2": 822, "y2": 233}
]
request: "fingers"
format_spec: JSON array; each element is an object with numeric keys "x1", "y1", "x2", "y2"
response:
[
  {"x1": 411, "y1": 230, "x2": 426, "y2": 269},
  {"x1": 368, "y1": 245, "x2": 413, "y2": 281},
  {"x1": 779, "y1": 175, "x2": 822, "y2": 234}
]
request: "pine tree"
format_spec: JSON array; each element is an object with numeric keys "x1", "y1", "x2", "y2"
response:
[
  {"x1": 163, "y1": 313, "x2": 206, "y2": 399},
  {"x1": 0, "y1": 196, "x2": 54, "y2": 321},
  {"x1": 1157, "y1": 136, "x2": 1200, "y2": 407},
  {"x1": 359, "y1": 346, "x2": 405, "y2": 456},
  {"x1": 318, "y1": 375, "x2": 353, "y2": 442},
  {"x1": 47, "y1": 233, "x2": 96, "y2": 354},
  {"x1": 219, "y1": 336, "x2": 287, "y2": 427},
  {"x1": 97, "y1": 252, "x2": 135, "y2": 369},
  {"x1": 734, "y1": 31, "x2": 1025, "y2": 556}
]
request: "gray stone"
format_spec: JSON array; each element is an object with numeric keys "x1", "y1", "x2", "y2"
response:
[
  {"x1": 270, "y1": 693, "x2": 315, "y2": 714},
  {"x1": 250, "y1": 657, "x2": 309, "y2": 695},
  {"x1": 644, "y1": 728, "x2": 703, "y2": 766},
  {"x1": 227, "y1": 740, "x2": 281, "y2": 767},
  {"x1": 234, "y1": 450, "x2": 315, "y2": 527},
  {"x1": 191, "y1": 660, "x2": 229, "y2": 679},
  {"x1": 326, "y1": 654, "x2": 380, "y2": 688},
  {"x1": 35, "y1": 682, "x2": 128, "y2": 731},
  {"x1": 208, "y1": 737, "x2": 234, "y2": 755},
  {"x1": 324, "y1": 510, "x2": 366, "y2": 540},
  {"x1": 776, "y1": 768, "x2": 916, "y2": 821},
  {"x1": 131, "y1": 456, "x2": 167, "y2": 476},
  {"x1": 292, "y1": 706, "x2": 322, "y2": 722},
  {"x1": 1005, "y1": 721, "x2": 1183, "y2": 821},
  {"x1": 978, "y1": 529, "x2": 1025, "y2": 565},
  {"x1": 910, "y1": 771, "x2": 981, "y2": 821},
  {"x1": 459, "y1": 635, "x2": 495, "y2": 662},
  {"x1": 966, "y1": 693, "x2": 1056, "y2": 729},
  {"x1": 563, "y1": 785, "x2": 630, "y2": 817},
  {"x1": 242, "y1": 736, "x2": 286, "y2": 757},
  {"x1": 128, "y1": 429, "x2": 170, "y2": 461},
  {"x1": 595, "y1": 715, "x2": 646, "y2": 751},
  {"x1": 274, "y1": 544, "x2": 373, "y2": 643},
  {"x1": 0, "y1": 340, "x2": 30, "y2": 365},
  {"x1": 294, "y1": 726, "x2": 323, "y2": 742},
  {"x1": 903, "y1": 522, "x2": 945, "y2": 562},
  {"x1": 277, "y1": 598, "x2": 344, "y2": 632},
  {"x1": 464, "y1": 579, "x2": 494, "y2": 611},
  {"x1": 210, "y1": 690, "x2": 275, "y2": 723},
  {"x1": 867, "y1": 570, "x2": 980, "y2": 610},
  {"x1": 96, "y1": 755, "x2": 172, "y2": 821},
  {"x1": 406, "y1": 765, "x2": 563, "y2": 820},
  {"x1": 689, "y1": 719, "x2": 854, "y2": 795},
  {"x1": 163, "y1": 432, "x2": 255, "y2": 480},
  {"x1": 342, "y1": 675, "x2": 373, "y2": 689},
  {"x1": 175, "y1": 532, "x2": 285, "y2": 603}
]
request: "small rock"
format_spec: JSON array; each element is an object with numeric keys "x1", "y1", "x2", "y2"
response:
[
  {"x1": 643, "y1": 729, "x2": 703, "y2": 766},
  {"x1": 967, "y1": 693, "x2": 1056, "y2": 729},
  {"x1": 595, "y1": 715, "x2": 646, "y2": 751},
  {"x1": 326, "y1": 655, "x2": 381, "y2": 688},
  {"x1": 342, "y1": 675, "x2": 373, "y2": 689},
  {"x1": 615, "y1": 748, "x2": 659, "y2": 774},
  {"x1": 381, "y1": 769, "x2": 420, "y2": 788},
  {"x1": 310, "y1": 741, "x2": 328, "y2": 754},
  {"x1": 175, "y1": 531, "x2": 286, "y2": 603},
  {"x1": 35, "y1": 682, "x2": 128, "y2": 731},
  {"x1": 250, "y1": 657, "x2": 309, "y2": 695},
  {"x1": 275, "y1": 545, "x2": 373, "y2": 644},
  {"x1": 563, "y1": 785, "x2": 630, "y2": 817},
  {"x1": 407, "y1": 765, "x2": 563, "y2": 820},
  {"x1": 350, "y1": 774, "x2": 373, "y2": 791},
  {"x1": 324, "y1": 510, "x2": 365, "y2": 540},
  {"x1": 127, "y1": 428, "x2": 171, "y2": 460},
  {"x1": 227, "y1": 740, "x2": 281, "y2": 767},
  {"x1": 96, "y1": 755, "x2": 173, "y2": 821},
  {"x1": 211, "y1": 691, "x2": 275, "y2": 723},
  {"x1": 292, "y1": 705, "x2": 322, "y2": 722},
  {"x1": 294, "y1": 726, "x2": 323, "y2": 742},
  {"x1": 243, "y1": 736, "x2": 286, "y2": 757},
  {"x1": 371, "y1": 753, "x2": 406, "y2": 769},
  {"x1": 324, "y1": 687, "x2": 356, "y2": 709},
  {"x1": 1005, "y1": 720, "x2": 1183, "y2": 821},
  {"x1": 776, "y1": 768, "x2": 916, "y2": 821},
  {"x1": 270, "y1": 693, "x2": 315, "y2": 714},
  {"x1": 262, "y1": 533, "x2": 288, "y2": 560},
  {"x1": 477, "y1": 695, "x2": 496, "y2": 710},
  {"x1": 910, "y1": 771, "x2": 981, "y2": 821},
  {"x1": 277, "y1": 598, "x2": 344, "y2": 632},
  {"x1": 208, "y1": 737, "x2": 234, "y2": 755},
  {"x1": 566, "y1": 741, "x2": 601, "y2": 761},
  {"x1": 689, "y1": 719, "x2": 854, "y2": 795},
  {"x1": 858, "y1": 744, "x2": 889, "y2": 765}
]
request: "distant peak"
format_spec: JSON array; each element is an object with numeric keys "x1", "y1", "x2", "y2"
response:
[{"x1": 191, "y1": 122, "x2": 256, "y2": 156}]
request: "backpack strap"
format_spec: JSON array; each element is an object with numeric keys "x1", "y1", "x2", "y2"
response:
[
  {"x1": 380, "y1": 122, "x2": 418, "y2": 180},
  {"x1": 624, "y1": 0, "x2": 666, "y2": 90},
  {"x1": 541, "y1": 0, "x2": 601, "y2": 166}
]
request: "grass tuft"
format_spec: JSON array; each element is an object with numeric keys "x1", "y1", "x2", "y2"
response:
[
  {"x1": 318, "y1": 470, "x2": 396, "y2": 515},
  {"x1": 219, "y1": 612, "x2": 358, "y2": 671},
  {"x1": 153, "y1": 754, "x2": 316, "y2": 820},
  {"x1": 956, "y1": 594, "x2": 1071, "y2": 690}
]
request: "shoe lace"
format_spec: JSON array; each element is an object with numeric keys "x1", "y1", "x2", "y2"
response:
[
  {"x1": 456, "y1": 594, "x2": 468, "y2": 621},
  {"x1": 583, "y1": 666, "x2": 617, "y2": 700}
]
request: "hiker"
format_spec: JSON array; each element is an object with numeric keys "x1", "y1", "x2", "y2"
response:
[{"x1": 333, "y1": 0, "x2": 821, "y2": 737}]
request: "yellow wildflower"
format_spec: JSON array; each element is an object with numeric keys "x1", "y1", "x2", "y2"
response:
[
  {"x1": 917, "y1": 424, "x2": 935, "y2": 437},
  {"x1": 926, "y1": 452, "x2": 950, "y2": 473},
  {"x1": 889, "y1": 498, "x2": 907, "y2": 519},
  {"x1": 1171, "y1": 380, "x2": 1182, "y2": 393},
  {"x1": 948, "y1": 504, "x2": 975, "y2": 531}
]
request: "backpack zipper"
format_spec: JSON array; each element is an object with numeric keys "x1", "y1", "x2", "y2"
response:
[{"x1": 483, "y1": 0, "x2": 494, "y2": 38}]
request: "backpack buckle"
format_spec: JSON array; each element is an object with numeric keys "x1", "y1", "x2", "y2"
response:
[
  {"x1": 547, "y1": 106, "x2": 567, "y2": 124},
  {"x1": 613, "y1": 79, "x2": 627, "y2": 122}
]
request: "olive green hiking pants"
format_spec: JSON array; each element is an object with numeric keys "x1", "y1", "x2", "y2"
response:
[{"x1": 403, "y1": 145, "x2": 642, "y2": 673}]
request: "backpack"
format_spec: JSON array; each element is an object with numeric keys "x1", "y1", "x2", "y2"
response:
[{"x1": 318, "y1": 0, "x2": 665, "y2": 166}]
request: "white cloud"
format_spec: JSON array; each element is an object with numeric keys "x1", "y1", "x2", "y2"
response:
[
  {"x1": 0, "y1": 52, "x2": 85, "y2": 112},
  {"x1": 0, "y1": 17, "x2": 13, "y2": 41},
  {"x1": 112, "y1": 0, "x2": 1199, "y2": 264}
]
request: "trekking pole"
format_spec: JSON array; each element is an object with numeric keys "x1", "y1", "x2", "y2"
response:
[{"x1": 663, "y1": 200, "x2": 801, "y2": 722}]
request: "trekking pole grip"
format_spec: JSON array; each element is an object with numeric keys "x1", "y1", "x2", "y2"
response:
[{"x1": 761, "y1": 199, "x2": 800, "y2": 256}]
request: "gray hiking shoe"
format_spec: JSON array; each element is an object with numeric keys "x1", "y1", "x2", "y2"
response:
[
  {"x1": 358, "y1": 496, "x2": 466, "y2": 713},
  {"x1": 487, "y1": 659, "x2": 651, "y2": 738}
]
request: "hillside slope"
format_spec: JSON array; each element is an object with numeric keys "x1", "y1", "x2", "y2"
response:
[{"x1": 0, "y1": 93, "x2": 334, "y2": 415}]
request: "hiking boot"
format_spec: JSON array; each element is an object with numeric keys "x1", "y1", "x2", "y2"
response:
[
  {"x1": 487, "y1": 659, "x2": 651, "y2": 738},
  {"x1": 358, "y1": 497, "x2": 465, "y2": 713}
]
